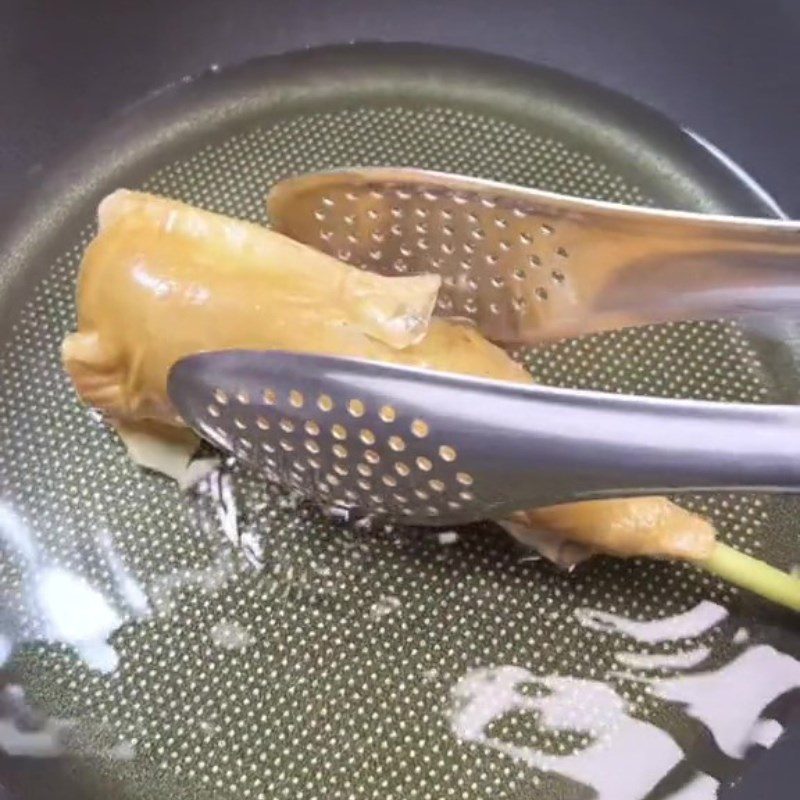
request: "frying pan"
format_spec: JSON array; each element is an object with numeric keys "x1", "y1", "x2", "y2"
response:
[{"x1": 1, "y1": 43, "x2": 799, "y2": 800}]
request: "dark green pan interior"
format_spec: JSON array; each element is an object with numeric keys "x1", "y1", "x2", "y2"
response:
[{"x1": 0, "y1": 43, "x2": 798, "y2": 800}]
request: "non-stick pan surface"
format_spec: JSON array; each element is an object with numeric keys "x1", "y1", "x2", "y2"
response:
[{"x1": 1, "y1": 44, "x2": 798, "y2": 800}]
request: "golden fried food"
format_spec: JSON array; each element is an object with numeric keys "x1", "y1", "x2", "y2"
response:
[
  {"x1": 62, "y1": 191, "x2": 712, "y2": 564},
  {"x1": 509, "y1": 497, "x2": 716, "y2": 561},
  {"x1": 64, "y1": 192, "x2": 528, "y2": 428}
]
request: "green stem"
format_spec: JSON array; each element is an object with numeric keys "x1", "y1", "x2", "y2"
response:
[{"x1": 694, "y1": 542, "x2": 800, "y2": 612}]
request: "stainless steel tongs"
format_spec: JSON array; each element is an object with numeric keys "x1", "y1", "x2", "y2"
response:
[{"x1": 269, "y1": 167, "x2": 800, "y2": 343}]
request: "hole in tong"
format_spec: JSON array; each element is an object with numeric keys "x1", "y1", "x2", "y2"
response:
[
  {"x1": 365, "y1": 450, "x2": 380, "y2": 464},
  {"x1": 439, "y1": 445, "x2": 457, "y2": 462},
  {"x1": 348, "y1": 399, "x2": 365, "y2": 418}
]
